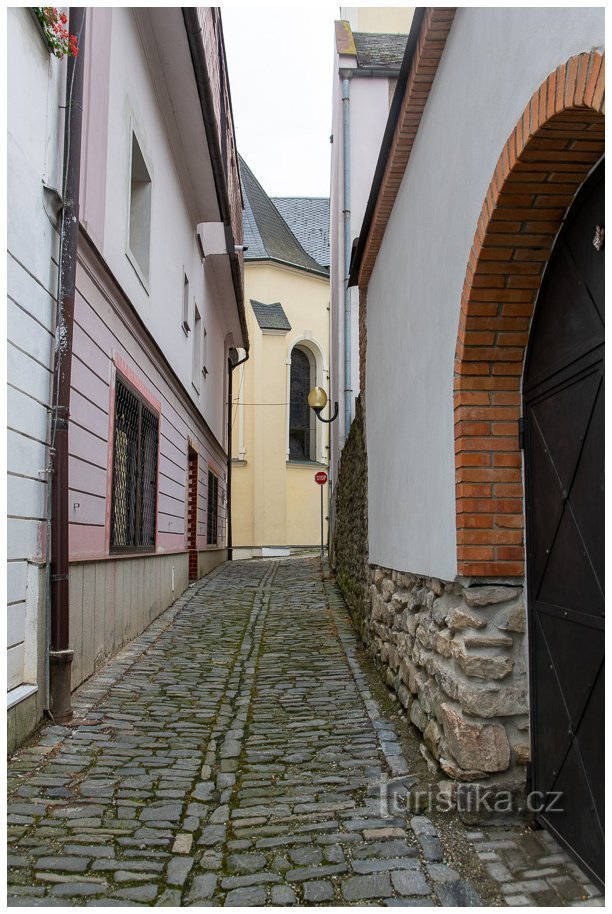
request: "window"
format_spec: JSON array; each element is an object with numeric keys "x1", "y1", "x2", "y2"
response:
[
  {"x1": 182, "y1": 273, "x2": 190, "y2": 334},
  {"x1": 192, "y1": 305, "x2": 201, "y2": 392},
  {"x1": 207, "y1": 470, "x2": 218, "y2": 545},
  {"x1": 111, "y1": 377, "x2": 159, "y2": 551},
  {"x1": 128, "y1": 133, "x2": 152, "y2": 282},
  {"x1": 289, "y1": 346, "x2": 314, "y2": 460}
]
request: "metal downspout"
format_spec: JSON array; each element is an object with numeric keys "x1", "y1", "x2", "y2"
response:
[
  {"x1": 48, "y1": 7, "x2": 86, "y2": 723},
  {"x1": 227, "y1": 349, "x2": 249, "y2": 561},
  {"x1": 342, "y1": 76, "x2": 353, "y2": 439}
]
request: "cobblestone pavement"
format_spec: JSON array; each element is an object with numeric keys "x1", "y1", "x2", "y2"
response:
[{"x1": 7, "y1": 558, "x2": 604, "y2": 906}]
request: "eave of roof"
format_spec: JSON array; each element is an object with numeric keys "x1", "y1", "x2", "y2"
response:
[{"x1": 348, "y1": 8, "x2": 456, "y2": 290}]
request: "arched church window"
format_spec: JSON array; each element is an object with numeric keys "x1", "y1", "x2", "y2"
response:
[{"x1": 289, "y1": 347, "x2": 313, "y2": 460}]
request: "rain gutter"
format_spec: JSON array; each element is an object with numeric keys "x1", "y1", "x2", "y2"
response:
[
  {"x1": 227, "y1": 348, "x2": 249, "y2": 561},
  {"x1": 48, "y1": 7, "x2": 86, "y2": 723},
  {"x1": 182, "y1": 8, "x2": 249, "y2": 355}
]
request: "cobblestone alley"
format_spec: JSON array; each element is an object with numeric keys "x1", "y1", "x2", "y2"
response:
[{"x1": 7, "y1": 558, "x2": 603, "y2": 906}]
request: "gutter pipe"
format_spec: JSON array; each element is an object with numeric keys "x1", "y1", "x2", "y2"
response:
[
  {"x1": 48, "y1": 7, "x2": 86, "y2": 723},
  {"x1": 342, "y1": 76, "x2": 353, "y2": 437},
  {"x1": 182, "y1": 8, "x2": 249, "y2": 356},
  {"x1": 226, "y1": 348, "x2": 249, "y2": 561}
]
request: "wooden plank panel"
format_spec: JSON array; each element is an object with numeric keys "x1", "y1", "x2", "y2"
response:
[
  {"x1": 129, "y1": 559, "x2": 138, "y2": 642},
  {"x1": 82, "y1": 563, "x2": 96, "y2": 681},
  {"x1": 94, "y1": 562, "x2": 106, "y2": 669},
  {"x1": 137, "y1": 558, "x2": 145, "y2": 635},
  {"x1": 105, "y1": 561, "x2": 116, "y2": 657},
  {"x1": 114, "y1": 558, "x2": 124, "y2": 652},
  {"x1": 69, "y1": 564, "x2": 84, "y2": 689}
]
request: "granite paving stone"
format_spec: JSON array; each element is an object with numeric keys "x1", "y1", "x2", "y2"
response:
[{"x1": 7, "y1": 557, "x2": 602, "y2": 907}]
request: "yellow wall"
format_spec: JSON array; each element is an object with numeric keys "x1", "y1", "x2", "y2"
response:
[
  {"x1": 231, "y1": 261, "x2": 330, "y2": 553},
  {"x1": 341, "y1": 7, "x2": 414, "y2": 34}
]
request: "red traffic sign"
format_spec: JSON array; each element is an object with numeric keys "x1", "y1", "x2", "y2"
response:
[{"x1": 314, "y1": 471, "x2": 328, "y2": 485}]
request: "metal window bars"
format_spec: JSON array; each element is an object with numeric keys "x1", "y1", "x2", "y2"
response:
[
  {"x1": 110, "y1": 377, "x2": 159, "y2": 551},
  {"x1": 207, "y1": 469, "x2": 218, "y2": 545}
]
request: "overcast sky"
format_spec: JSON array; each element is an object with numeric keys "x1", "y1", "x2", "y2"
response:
[{"x1": 221, "y1": 5, "x2": 339, "y2": 198}]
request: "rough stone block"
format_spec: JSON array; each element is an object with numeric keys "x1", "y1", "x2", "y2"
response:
[
  {"x1": 495, "y1": 601, "x2": 526, "y2": 633},
  {"x1": 452, "y1": 643, "x2": 514, "y2": 681},
  {"x1": 446, "y1": 607, "x2": 487, "y2": 631},
  {"x1": 423, "y1": 720, "x2": 443, "y2": 759},
  {"x1": 513, "y1": 743, "x2": 530, "y2": 764},
  {"x1": 439, "y1": 703, "x2": 511, "y2": 772},
  {"x1": 435, "y1": 630, "x2": 452, "y2": 658},
  {"x1": 410, "y1": 700, "x2": 428, "y2": 733},
  {"x1": 463, "y1": 586, "x2": 518, "y2": 607},
  {"x1": 458, "y1": 682, "x2": 528, "y2": 718},
  {"x1": 464, "y1": 634, "x2": 514, "y2": 649}
]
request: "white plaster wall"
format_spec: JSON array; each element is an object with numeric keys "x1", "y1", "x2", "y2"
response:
[
  {"x1": 99, "y1": 9, "x2": 228, "y2": 445},
  {"x1": 330, "y1": 64, "x2": 397, "y2": 483},
  {"x1": 366, "y1": 7, "x2": 604, "y2": 581},
  {"x1": 7, "y1": 9, "x2": 64, "y2": 695}
]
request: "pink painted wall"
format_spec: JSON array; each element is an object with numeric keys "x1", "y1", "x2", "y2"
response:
[{"x1": 69, "y1": 261, "x2": 228, "y2": 562}]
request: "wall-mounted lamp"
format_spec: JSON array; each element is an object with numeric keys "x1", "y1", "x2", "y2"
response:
[{"x1": 308, "y1": 387, "x2": 339, "y2": 423}]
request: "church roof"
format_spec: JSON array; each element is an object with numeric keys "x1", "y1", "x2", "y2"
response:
[
  {"x1": 271, "y1": 197, "x2": 330, "y2": 269},
  {"x1": 240, "y1": 156, "x2": 329, "y2": 276}
]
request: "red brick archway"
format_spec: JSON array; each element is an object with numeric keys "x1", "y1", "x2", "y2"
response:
[{"x1": 454, "y1": 51, "x2": 604, "y2": 578}]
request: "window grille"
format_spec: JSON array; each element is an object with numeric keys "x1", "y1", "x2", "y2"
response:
[
  {"x1": 289, "y1": 347, "x2": 311, "y2": 460},
  {"x1": 207, "y1": 469, "x2": 218, "y2": 545},
  {"x1": 111, "y1": 377, "x2": 159, "y2": 551}
]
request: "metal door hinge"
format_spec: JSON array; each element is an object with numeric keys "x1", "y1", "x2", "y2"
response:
[
  {"x1": 518, "y1": 417, "x2": 525, "y2": 450},
  {"x1": 592, "y1": 224, "x2": 604, "y2": 251}
]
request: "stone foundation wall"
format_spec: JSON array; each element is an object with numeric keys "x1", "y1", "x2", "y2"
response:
[
  {"x1": 366, "y1": 566, "x2": 529, "y2": 785},
  {"x1": 332, "y1": 395, "x2": 369, "y2": 628}
]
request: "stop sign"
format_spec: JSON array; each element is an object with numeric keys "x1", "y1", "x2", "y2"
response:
[{"x1": 314, "y1": 471, "x2": 328, "y2": 485}]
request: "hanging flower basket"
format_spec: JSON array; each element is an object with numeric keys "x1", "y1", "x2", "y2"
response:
[{"x1": 32, "y1": 8, "x2": 79, "y2": 59}]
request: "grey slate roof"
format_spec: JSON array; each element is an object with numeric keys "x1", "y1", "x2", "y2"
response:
[
  {"x1": 240, "y1": 156, "x2": 328, "y2": 276},
  {"x1": 353, "y1": 31, "x2": 408, "y2": 69},
  {"x1": 250, "y1": 300, "x2": 292, "y2": 332},
  {"x1": 272, "y1": 197, "x2": 330, "y2": 269}
]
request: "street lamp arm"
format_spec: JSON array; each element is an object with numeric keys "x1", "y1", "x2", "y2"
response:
[{"x1": 313, "y1": 401, "x2": 339, "y2": 424}]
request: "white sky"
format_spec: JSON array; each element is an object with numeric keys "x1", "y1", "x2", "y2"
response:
[{"x1": 221, "y1": 5, "x2": 339, "y2": 198}]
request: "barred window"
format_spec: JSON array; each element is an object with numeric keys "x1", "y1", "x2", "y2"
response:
[
  {"x1": 111, "y1": 377, "x2": 159, "y2": 551},
  {"x1": 207, "y1": 469, "x2": 218, "y2": 545}
]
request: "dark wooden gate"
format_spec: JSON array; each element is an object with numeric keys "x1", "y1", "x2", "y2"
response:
[{"x1": 523, "y1": 160, "x2": 604, "y2": 890}]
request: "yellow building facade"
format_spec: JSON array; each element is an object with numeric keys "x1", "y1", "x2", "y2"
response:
[{"x1": 231, "y1": 161, "x2": 330, "y2": 557}]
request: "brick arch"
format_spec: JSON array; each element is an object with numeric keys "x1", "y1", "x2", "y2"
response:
[{"x1": 454, "y1": 51, "x2": 604, "y2": 578}]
